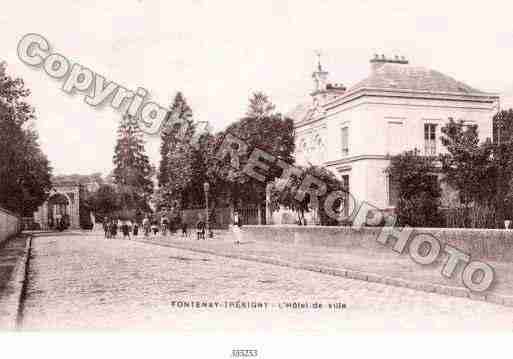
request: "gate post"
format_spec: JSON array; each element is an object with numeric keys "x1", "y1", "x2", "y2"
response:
[{"x1": 265, "y1": 183, "x2": 273, "y2": 225}]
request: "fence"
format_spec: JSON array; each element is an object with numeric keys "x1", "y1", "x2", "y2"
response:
[
  {"x1": 237, "y1": 206, "x2": 265, "y2": 225},
  {"x1": 442, "y1": 206, "x2": 497, "y2": 228},
  {"x1": 181, "y1": 205, "x2": 265, "y2": 229},
  {"x1": 0, "y1": 207, "x2": 20, "y2": 245},
  {"x1": 181, "y1": 207, "x2": 232, "y2": 229}
]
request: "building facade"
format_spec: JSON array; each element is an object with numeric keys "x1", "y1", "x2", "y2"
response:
[{"x1": 289, "y1": 55, "x2": 499, "y2": 212}]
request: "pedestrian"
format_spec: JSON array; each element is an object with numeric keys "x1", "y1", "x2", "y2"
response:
[
  {"x1": 231, "y1": 211, "x2": 243, "y2": 245},
  {"x1": 110, "y1": 219, "x2": 117, "y2": 238},
  {"x1": 133, "y1": 222, "x2": 139, "y2": 237},
  {"x1": 161, "y1": 216, "x2": 169, "y2": 236},
  {"x1": 122, "y1": 220, "x2": 130, "y2": 239},
  {"x1": 181, "y1": 221, "x2": 188, "y2": 238},
  {"x1": 196, "y1": 220, "x2": 205, "y2": 240},
  {"x1": 103, "y1": 218, "x2": 109, "y2": 239},
  {"x1": 142, "y1": 216, "x2": 150, "y2": 237}
]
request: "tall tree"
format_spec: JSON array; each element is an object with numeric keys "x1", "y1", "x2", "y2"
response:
[
  {"x1": 246, "y1": 91, "x2": 276, "y2": 118},
  {"x1": 113, "y1": 113, "x2": 153, "y2": 214},
  {"x1": 158, "y1": 92, "x2": 193, "y2": 188},
  {"x1": 0, "y1": 66, "x2": 52, "y2": 215},
  {"x1": 492, "y1": 109, "x2": 513, "y2": 226}
]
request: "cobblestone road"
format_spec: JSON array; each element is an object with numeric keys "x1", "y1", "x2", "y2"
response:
[{"x1": 20, "y1": 234, "x2": 513, "y2": 331}]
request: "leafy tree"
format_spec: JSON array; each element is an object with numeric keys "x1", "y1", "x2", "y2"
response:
[
  {"x1": 439, "y1": 118, "x2": 496, "y2": 206},
  {"x1": 216, "y1": 113, "x2": 295, "y2": 208},
  {"x1": 246, "y1": 91, "x2": 276, "y2": 118},
  {"x1": 79, "y1": 185, "x2": 94, "y2": 229},
  {"x1": 0, "y1": 63, "x2": 35, "y2": 125},
  {"x1": 387, "y1": 150, "x2": 442, "y2": 227},
  {"x1": 113, "y1": 113, "x2": 153, "y2": 214},
  {"x1": 269, "y1": 165, "x2": 347, "y2": 225},
  {"x1": 0, "y1": 66, "x2": 52, "y2": 215},
  {"x1": 157, "y1": 92, "x2": 295, "y2": 212},
  {"x1": 89, "y1": 184, "x2": 120, "y2": 221}
]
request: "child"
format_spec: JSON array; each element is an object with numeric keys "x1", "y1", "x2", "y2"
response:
[
  {"x1": 151, "y1": 222, "x2": 159, "y2": 236},
  {"x1": 232, "y1": 211, "x2": 242, "y2": 245}
]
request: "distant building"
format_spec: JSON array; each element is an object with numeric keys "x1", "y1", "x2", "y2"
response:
[{"x1": 288, "y1": 54, "x2": 499, "y2": 213}]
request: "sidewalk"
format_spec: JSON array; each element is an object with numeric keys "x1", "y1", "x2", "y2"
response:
[
  {"x1": 0, "y1": 234, "x2": 31, "y2": 329},
  {"x1": 135, "y1": 230, "x2": 513, "y2": 306}
]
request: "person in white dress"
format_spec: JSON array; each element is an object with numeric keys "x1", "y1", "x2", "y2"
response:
[{"x1": 231, "y1": 211, "x2": 243, "y2": 244}]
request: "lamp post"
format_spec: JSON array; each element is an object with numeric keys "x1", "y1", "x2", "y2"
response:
[
  {"x1": 495, "y1": 98, "x2": 505, "y2": 229},
  {"x1": 203, "y1": 182, "x2": 210, "y2": 237}
]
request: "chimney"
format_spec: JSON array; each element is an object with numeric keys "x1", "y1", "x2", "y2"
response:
[
  {"x1": 370, "y1": 54, "x2": 408, "y2": 71},
  {"x1": 370, "y1": 54, "x2": 386, "y2": 71}
]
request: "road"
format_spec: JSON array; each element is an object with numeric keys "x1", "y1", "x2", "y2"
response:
[{"x1": 19, "y1": 233, "x2": 513, "y2": 331}]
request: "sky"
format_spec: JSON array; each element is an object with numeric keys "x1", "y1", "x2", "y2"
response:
[{"x1": 1, "y1": 0, "x2": 513, "y2": 176}]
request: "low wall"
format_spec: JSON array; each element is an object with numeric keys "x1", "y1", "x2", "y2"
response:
[
  {"x1": 242, "y1": 225, "x2": 513, "y2": 262},
  {"x1": 0, "y1": 207, "x2": 20, "y2": 245}
]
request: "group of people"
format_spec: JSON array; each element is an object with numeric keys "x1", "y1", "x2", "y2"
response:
[
  {"x1": 101, "y1": 211, "x2": 244, "y2": 243},
  {"x1": 103, "y1": 218, "x2": 140, "y2": 239},
  {"x1": 102, "y1": 215, "x2": 190, "y2": 239}
]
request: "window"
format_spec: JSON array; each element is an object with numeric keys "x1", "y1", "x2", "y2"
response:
[
  {"x1": 341, "y1": 127, "x2": 349, "y2": 156},
  {"x1": 424, "y1": 123, "x2": 437, "y2": 156},
  {"x1": 313, "y1": 134, "x2": 325, "y2": 163}
]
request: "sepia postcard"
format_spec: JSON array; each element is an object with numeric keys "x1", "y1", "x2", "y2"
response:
[{"x1": 1, "y1": 0, "x2": 512, "y2": 357}]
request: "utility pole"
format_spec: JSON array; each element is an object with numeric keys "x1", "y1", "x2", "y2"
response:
[{"x1": 496, "y1": 98, "x2": 505, "y2": 228}]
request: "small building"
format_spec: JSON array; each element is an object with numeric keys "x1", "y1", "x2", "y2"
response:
[
  {"x1": 33, "y1": 182, "x2": 81, "y2": 230},
  {"x1": 288, "y1": 55, "x2": 499, "y2": 212}
]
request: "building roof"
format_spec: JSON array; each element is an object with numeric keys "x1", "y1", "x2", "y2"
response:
[
  {"x1": 288, "y1": 59, "x2": 497, "y2": 125},
  {"x1": 347, "y1": 63, "x2": 485, "y2": 95}
]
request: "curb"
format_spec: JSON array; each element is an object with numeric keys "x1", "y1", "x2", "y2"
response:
[
  {"x1": 0, "y1": 235, "x2": 32, "y2": 330},
  {"x1": 137, "y1": 238, "x2": 513, "y2": 309}
]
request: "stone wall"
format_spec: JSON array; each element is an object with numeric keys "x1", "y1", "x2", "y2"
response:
[
  {"x1": 241, "y1": 225, "x2": 513, "y2": 262},
  {"x1": 0, "y1": 207, "x2": 20, "y2": 245}
]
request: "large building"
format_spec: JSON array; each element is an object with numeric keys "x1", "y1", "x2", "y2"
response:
[{"x1": 288, "y1": 55, "x2": 500, "y2": 213}]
